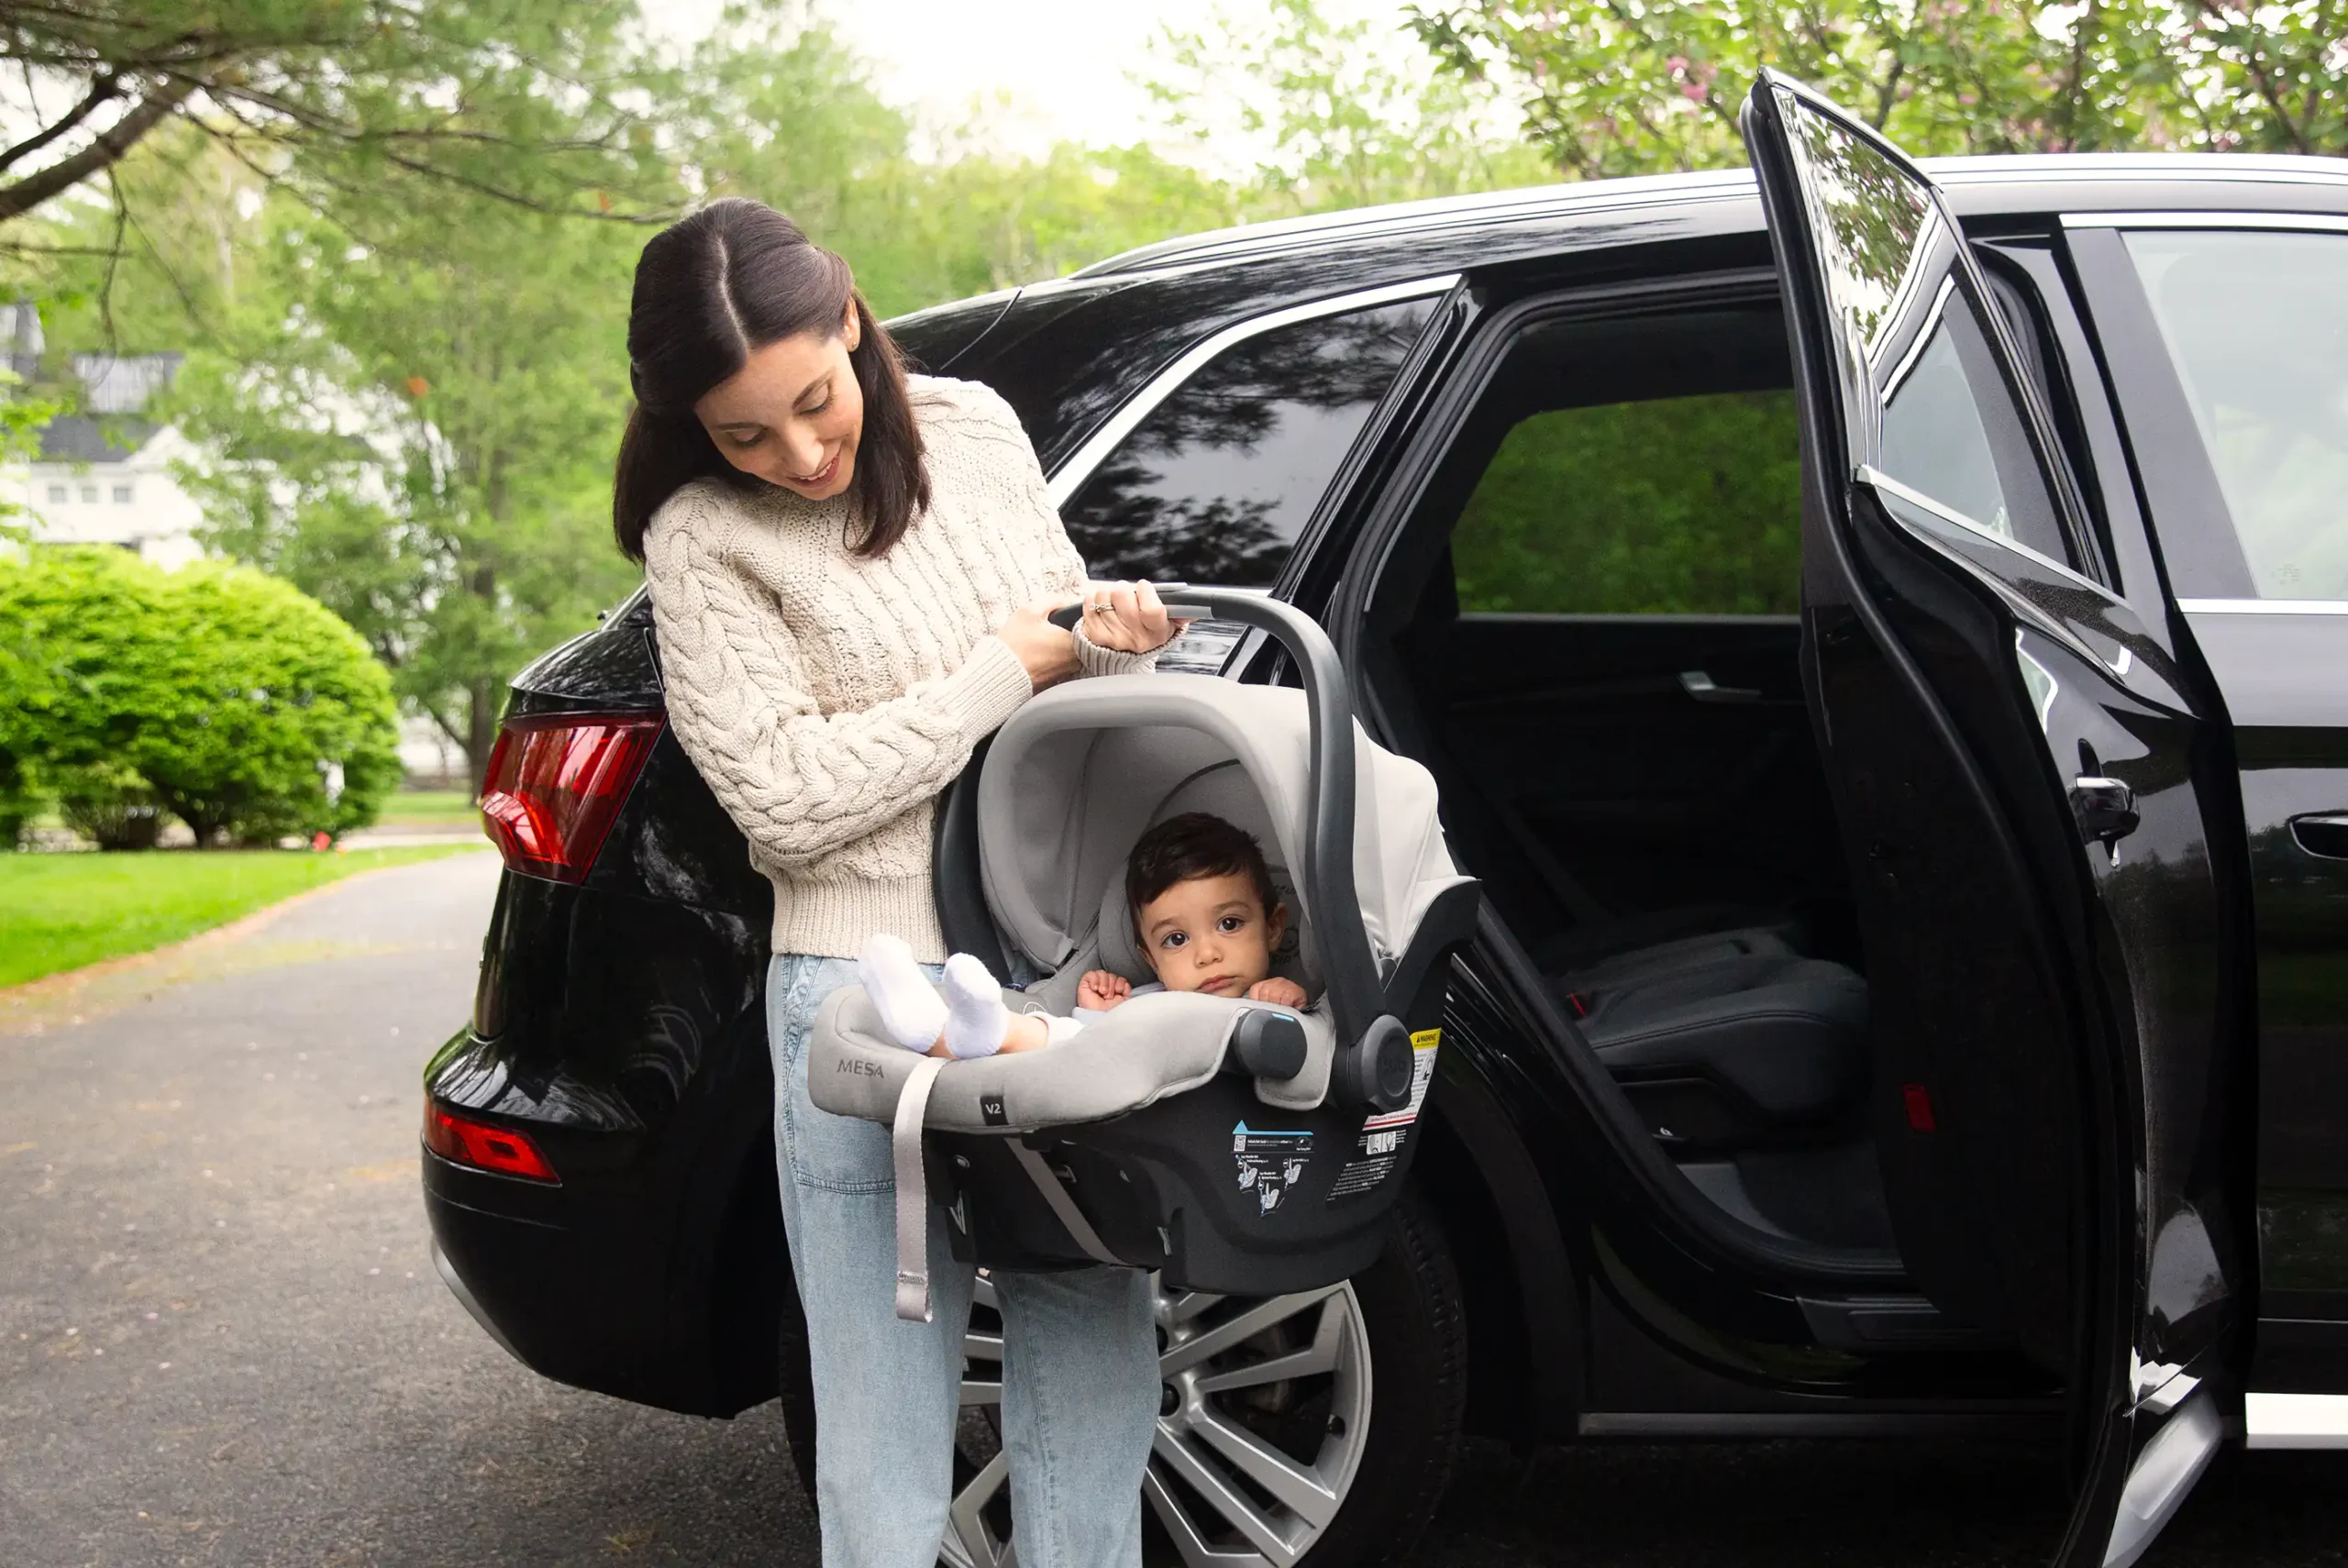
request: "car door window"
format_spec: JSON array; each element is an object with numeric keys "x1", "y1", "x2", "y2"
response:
[
  {"x1": 2124, "y1": 229, "x2": 2348, "y2": 602},
  {"x1": 1780, "y1": 103, "x2": 2081, "y2": 574},
  {"x1": 1876, "y1": 285, "x2": 2072, "y2": 564},
  {"x1": 1059, "y1": 297, "x2": 1434, "y2": 586},
  {"x1": 1452, "y1": 390, "x2": 1802, "y2": 613}
]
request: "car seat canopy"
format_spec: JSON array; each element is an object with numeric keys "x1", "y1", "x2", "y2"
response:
[{"x1": 978, "y1": 674, "x2": 1468, "y2": 1000}]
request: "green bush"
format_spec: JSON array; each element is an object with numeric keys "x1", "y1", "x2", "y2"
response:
[{"x1": 0, "y1": 547, "x2": 400, "y2": 846}]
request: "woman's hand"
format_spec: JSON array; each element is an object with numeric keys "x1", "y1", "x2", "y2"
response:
[
  {"x1": 1246, "y1": 977, "x2": 1309, "y2": 1010},
  {"x1": 1080, "y1": 580, "x2": 1187, "y2": 655},
  {"x1": 998, "y1": 602, "x2": 1082, "y2": 690},
  {"x1": 1078, "y1": 970, "x2": 1132, "y2": 1010}
]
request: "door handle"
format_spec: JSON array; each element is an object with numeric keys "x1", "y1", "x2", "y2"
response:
[
  {"x1": 2070, "y1": 776, "x2": 2140, "y2": 846},
  {"x1": 2290, "y1": 813, "x2": 2348, "y2": 861},
  {"x1": 1679, "y1": 670, "x2": 1763, "y2": 704}
]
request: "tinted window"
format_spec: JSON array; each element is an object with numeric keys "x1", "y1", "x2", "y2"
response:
[
  {"x1": 1452, "y1": 392, "x2": 1803, "y2": 614},
  {"x1": 1877, "y1": 288, "x2": 2072, "y2": 565},
  {"x1": 1060, "y1": 298, "x2": 1434, "y2": 586},
  {"x1": 2126, "y1": 229, "x2": 2348, "y2": 601}
]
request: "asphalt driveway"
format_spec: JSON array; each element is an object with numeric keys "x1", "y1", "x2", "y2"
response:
[{"x1": 0, "y1": 851, "x2": 2337, "y2": 1566}]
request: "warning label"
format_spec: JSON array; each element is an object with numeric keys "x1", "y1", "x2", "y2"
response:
[
  {"x1": 1326, "y1": 1123, "x2": 1409, "y2": 1203},
  {"x1": 1362, "y1": 1029, "x2": 1440, "y2": 1132},
  {"x1": 1232, "y1": 1122, "x2": 1313, "y2": 1215}
]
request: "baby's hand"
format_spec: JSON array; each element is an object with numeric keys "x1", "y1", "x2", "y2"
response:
[
  {"x1": 1078, "y1": 970, "x2": 1132, "y2": 1010},
  {"x1": 1246, "y1": 977, "x2": 1308, "y2": 1010}
]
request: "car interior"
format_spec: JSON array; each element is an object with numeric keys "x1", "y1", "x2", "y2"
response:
[{"x1": 1351, "y1": 290, "x2": 1910, "y2": 1262}]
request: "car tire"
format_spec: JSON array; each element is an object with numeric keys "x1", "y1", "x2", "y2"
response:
[{"x1": 775, "y1": 1187, "x2": 1468, "y2": 1567}]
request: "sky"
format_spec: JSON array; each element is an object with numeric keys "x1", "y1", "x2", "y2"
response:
[{"x1": 653, "y1": 0, "x2": 1423, "y2": 162}]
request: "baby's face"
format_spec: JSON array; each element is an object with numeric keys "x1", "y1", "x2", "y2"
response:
[{"x1": 1135, "y1": 873, "x2": 1287, "y2": 999}]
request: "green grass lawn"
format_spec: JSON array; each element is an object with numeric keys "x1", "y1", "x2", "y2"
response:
[
  {"x1": 0, "y1": 844, "x2": 484, "y2": 989},
  {"x1": 374, "y1": 789, "x2": 481, "y2": 827}
]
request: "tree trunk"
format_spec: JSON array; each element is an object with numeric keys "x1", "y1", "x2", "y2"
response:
[{"x1": 466, "y1": 679, "x2": 500, "y2": 799}]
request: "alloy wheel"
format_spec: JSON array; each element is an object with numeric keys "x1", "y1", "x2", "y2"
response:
[{"x1": 945, "y1": 1274, "x2": 1373, "y2": 1568}]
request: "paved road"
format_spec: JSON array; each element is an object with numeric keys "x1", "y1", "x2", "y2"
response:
[{"x1": 1, "y1": 853, "x2": 2339, "y2": 1567}]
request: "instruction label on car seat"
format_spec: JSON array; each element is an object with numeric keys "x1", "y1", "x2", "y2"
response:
[
  {"x1": 1327, "y1": 1030, "x2": 1440, "y2": 1204},
  {"x1": 1231, "y1": 1123, "x2": 1312, "y2": 1215}
]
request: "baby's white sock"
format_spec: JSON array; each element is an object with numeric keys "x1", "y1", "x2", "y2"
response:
[
  {"x1": 941, "y1": 953, "x2": 1012, "y2": 1060},
  {"x1": 859, "y1": 934, "x2": 947, "y2": 1052}
]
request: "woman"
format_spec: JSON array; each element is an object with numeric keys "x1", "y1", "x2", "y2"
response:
[{"x1": 615, "y1": 198, "x2": 1175, "y2": 1568}]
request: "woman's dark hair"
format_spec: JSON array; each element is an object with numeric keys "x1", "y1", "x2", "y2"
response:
[
  {"x1": 613, "y1": 198, "x2": 927, "y2": 561},
  {"x1": 1126, "y1": 812, "x2": 1281, "y2": 921}
]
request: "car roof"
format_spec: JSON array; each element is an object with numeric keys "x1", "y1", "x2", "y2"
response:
[
  {"x1": 1072, "y1": 153, "x2": 2348, "y2": 279},
  {"x1": 969, "y1": 150, "x2": 2348, "y2": 474}
]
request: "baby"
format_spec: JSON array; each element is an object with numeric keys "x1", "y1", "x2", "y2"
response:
[{"x1": 858, "y1": 812, "x2": 1312, "y2": 1058}]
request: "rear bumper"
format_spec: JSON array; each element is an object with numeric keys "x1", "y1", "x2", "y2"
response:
[{"x1": 423, "y1": 1146, "x2": 733, "y2": 1416}]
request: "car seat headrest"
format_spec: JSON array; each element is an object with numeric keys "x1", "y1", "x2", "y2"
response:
[{"x1": 1093, "y1": 762, "x2": 1318, "y2": 993}]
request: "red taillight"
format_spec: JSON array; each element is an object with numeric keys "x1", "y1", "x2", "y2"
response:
[
  {"x1": 1902, "y1": 1082, "x2": 1937, "y2": 1133},
  {"x1": 425, "y1": 1103, "x2": 559, "y2": 1183},
  {"x1": 478, "y1": 712, "x2": 663, "y2": 883}
]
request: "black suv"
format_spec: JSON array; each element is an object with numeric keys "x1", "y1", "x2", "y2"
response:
[{"x1": 425, "y1": 75, "x2": 2348, "y2": 1568}]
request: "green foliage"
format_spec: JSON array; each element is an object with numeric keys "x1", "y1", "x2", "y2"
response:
[
  {"x1": 1451, "y1": 392, "x2": 1804, "y2": 614},
  {"x1": 0, "y1": 547, "x2": 399, "y2": 845},
  {"x1": 0, "y1": 0, "x2": 672, "y2": 233},
  {"x1": 1409, "y1": 1, "x2": 2348, "y2": 179},
  {"x1": 1147, "y1": 0, "x2": 1555, "y2": 215}
]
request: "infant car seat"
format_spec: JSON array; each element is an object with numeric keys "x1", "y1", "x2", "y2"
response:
[{"x1": 809, "y1": 590, "x2": 1482, "y2": 1316}]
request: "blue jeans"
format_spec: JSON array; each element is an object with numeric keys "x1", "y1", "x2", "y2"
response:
[{"x1": 767, "y1": 953, "x2": 1159, "y2": 1568}]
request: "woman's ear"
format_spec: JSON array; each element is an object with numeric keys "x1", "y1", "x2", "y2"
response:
[{"x1": 841, "y1": 295, "x2": 861, "y2": 351}]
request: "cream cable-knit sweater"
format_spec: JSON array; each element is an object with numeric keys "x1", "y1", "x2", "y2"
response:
[{"x1": 641, "y1": 374, "x2": 1152, "y2": 963}]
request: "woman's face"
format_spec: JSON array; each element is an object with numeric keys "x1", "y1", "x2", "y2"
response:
[{"x1": 694, "y1": 299, "x2": 865, "y2": 502}]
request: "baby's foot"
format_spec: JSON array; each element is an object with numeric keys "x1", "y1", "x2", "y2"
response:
[
  {"x1": 941, "y1": 953, "x2": 1012, "y2": 1060},
  {"x1": 859, "y1": 934, "x2": 947, "y2": 1052}
]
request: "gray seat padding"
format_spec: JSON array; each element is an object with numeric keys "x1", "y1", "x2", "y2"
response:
[
  {"x1": 810, "y1": 982, "x2": 1334, "y2": 1132},
  {"x1": 1564, "y1": 950, "x2": 1868, "y2": 1135}
]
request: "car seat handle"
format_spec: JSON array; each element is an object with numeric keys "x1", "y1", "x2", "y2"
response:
[{"x1": 1054, "y1": 581, "x2": 1383, "y2": 1043}]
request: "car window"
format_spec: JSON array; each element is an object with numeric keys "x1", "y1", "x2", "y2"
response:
[
  {"x1": 1059, "y1": 297, "x2": 1434, "y2": 587},
  {"x1": 1773, "y1": 91, "x2": 2079, "y2": 574},
  {"x1": 2124, "y1": 229, "x2": 2348, "y2": 601},
  {"x1": 1876, "y1": 285, "x2": 2073, "y2": 566},
  {"x1": 1451, "y1": 391, "x2": 1803, "y2": 614}
]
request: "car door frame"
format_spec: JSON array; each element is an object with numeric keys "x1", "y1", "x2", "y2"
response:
[{"x1": 1741, "y1": 68, "x2": 2245, "y2": 1568}]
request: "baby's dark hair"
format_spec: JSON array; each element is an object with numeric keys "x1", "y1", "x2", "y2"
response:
[{"x1": 1126, "y1": 812, "x2": 1280, "y2": 920}]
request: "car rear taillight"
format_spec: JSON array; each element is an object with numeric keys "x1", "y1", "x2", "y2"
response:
[
  {"x1": 478, "y1": 712, "x2": 664, "y2": 883},
  {"x1": 425, "y1": 1103, "x2": 559, "y2": 1183}
]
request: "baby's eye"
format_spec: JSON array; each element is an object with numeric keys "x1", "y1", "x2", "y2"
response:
[
  {"x1": 1217, "y1": 915, "x2": 1246, "y2": 933},
  {"x1": 1160, "y1": 932, "x2": 1187, "y2": 950}
]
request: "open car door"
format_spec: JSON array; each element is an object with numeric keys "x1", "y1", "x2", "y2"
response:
[{"x1": 1741, "y1": 72, "x2": 2243, "y2": 1567}]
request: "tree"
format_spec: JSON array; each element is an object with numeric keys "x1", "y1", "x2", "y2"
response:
[
  {"x1": 1146, "y1": 0, "x2": 1554, "y2": 215},
  {"x1": 171, "y1": 187, "x2": 644, "y2": 792},
  {"x1": 1407, "y1": 1, "x2": 2348, "y2": 178},
  {"x1": 0, "y1": 546, "x2": 397, "y2": 845},
  {"x1": 0, "y1": 0, "x2": 670, "y2": 237}
]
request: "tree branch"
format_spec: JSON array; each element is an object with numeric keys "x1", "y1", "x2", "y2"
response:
[
  {"x1": 0, "y1": 73, "x2": 196, "y2": 224},
  {"x1": 0, "y1": 68, "x2": 118, "y2": 175}
]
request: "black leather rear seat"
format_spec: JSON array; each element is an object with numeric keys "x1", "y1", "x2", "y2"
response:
[{"x1": 1554, "y1": 928, "x2": 1868, "y2": 1148}]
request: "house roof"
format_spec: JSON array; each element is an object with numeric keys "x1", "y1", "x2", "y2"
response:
[{"x1": 37, "y1": 415, "x2": 156, "y2": 464}]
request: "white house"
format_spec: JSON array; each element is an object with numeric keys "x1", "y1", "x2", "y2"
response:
[{"x1": 2, "y1": 302, "x2": 205, "y2": 569}]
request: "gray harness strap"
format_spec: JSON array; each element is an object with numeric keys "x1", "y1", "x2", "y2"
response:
[
  {"x1": 892, "y1": 1055, "x2": 947, "y2": 1323},
  {"x1": 1008, "y1": 1141, "x2": 1123, "y2": 1267}
]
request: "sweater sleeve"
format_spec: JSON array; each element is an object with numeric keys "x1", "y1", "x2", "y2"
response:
[{"x1": 642, "y1": 491, "x2": 1035, "y2": 871}]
